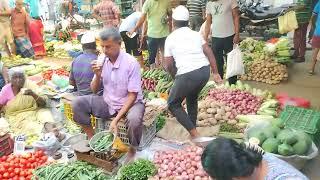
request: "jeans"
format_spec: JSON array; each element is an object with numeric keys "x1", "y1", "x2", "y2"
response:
[
  {"x1": 168, "y1": 66, "x2": 210, "y2": 131},
  {"x1": 211, "y1": 35, "x2": 237, "y2": 84},
  {"x1": 293, "y1": 23, "x2": 309, "y2": 58},
  {"x1": 147, "y1": 37, "x2": 166, "y2": 65}
]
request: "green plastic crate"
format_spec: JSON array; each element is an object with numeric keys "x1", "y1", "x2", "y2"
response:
[{"x1": 280, "y1": 106, "x2": 320, "y2": 145}]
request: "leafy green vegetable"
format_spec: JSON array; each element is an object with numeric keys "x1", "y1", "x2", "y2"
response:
[
  {"x1": 156, "y1": 114, "x2": 166, "y2": 132},
  {"x1": 118, "y1": 159, "x2": 157, "y2": 180},
  {"x1": 262, "y1": 138, "x2": 280, "y2": 153}
]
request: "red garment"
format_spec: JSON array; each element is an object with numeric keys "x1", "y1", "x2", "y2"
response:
[
  {"x1": 293, "y1": 23, "x2": 309, "y2": 58},
  {"x1": 28, "y1": 19, "x2": 46, "y2": 56}
]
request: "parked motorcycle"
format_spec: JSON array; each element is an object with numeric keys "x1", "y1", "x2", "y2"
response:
[{"x1": 238, "y1": 0, "x2": 296, "y2": 38}]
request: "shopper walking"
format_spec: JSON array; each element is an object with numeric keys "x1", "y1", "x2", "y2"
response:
[
  {"x1": 204, "y1": 0, "x2": 240, "y2": 85},
  {"x1": 0, "y1": 0, "x2": 16, "y2": 57},
  {"x1": 293, "y1": 0, "x2": 312, "y2": 63},
  {"x1": 165, "y1": 6, "x2": 222, "y2": 139},
  {"x1": 310, "y1": 0, "x2": 320, "y2": 74},
  {"x1": 93, "y1": 0, "x2": 121, "y2": 28},
  {"x1": 129, "y1": 0, "x2": 172, "y2": 68},
  {"x1": 11, "y1": 0, "x2": 35, "y2": 58},
  {"x1": 119, "y1": 3, "x2": 144, "y2": 67},
  {"x1": 186, "y1": 0, "x2": 206, "y2": 31},
  {"x1": 308, "y1": 0, "x2": 319, "y2": 42}
]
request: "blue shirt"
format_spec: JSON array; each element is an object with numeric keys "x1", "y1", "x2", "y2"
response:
[{"x1": 313, "y1": 1, "x2": 320, "y2": 36}]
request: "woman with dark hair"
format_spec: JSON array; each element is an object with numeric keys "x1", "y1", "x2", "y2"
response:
[
  {"x1": 28, "y1": 16, "x2": 46, "y2": 59},
  {"x1": 201, "y1": 138, "x2": 309, "y2": 180}
]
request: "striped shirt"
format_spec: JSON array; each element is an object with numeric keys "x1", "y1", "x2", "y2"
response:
[
  {"x1": 187, "y1": 0, "x2": 206, "y2": 17},
  {"x1": 295, "y1": 0, "x2": 312, "y2": 24},
  {"x1": 70, "y1": 52, "x2": 97, "y2": 96},
  {"x1": 93, "y1": 0, "x2": 120, "y2": 28}
]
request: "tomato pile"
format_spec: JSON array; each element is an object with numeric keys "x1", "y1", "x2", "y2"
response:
[
  {"x1": 42, "y1": 68, "x2": 69, "y2": 81},
  {"x1": 0, "y1": 150, "x2": 48, "y2": 180}
]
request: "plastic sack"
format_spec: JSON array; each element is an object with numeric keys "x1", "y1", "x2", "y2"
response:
[
  {"x1": 278, "y1": 11, "x2": 298, "y2": 34},
  {"x1": 0, "y1": 118, "x2": 10, "y2": 136},
  {"x1": 226, "y1": 46, "x2": 245, "y2": 79},
  {"x1": 33, "y1": 132, "x2": 61, "y2": 155},
  {"x1": 276, "y1": 93, "x2": 310, "y2": 109}
]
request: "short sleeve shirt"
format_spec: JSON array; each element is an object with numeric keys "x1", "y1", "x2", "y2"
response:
[
  {"x1": 11, "y1": 9, "x2": 29, "y2": 37},
  {"x1": 142, "y1": 0, "x2": 171, "y2": 38},
  {"x1": 313, "y1": 1, "x2": 320, "y2": 36},
  {"x1": 70, "y1": 52, "x2": 97, "y2": 96},
  {"x1": 187, "y1": 0, "x2": 206, "y2": 17},
  {"x1": 94, "y1": 0, "x2": 120, "y2": 28},
  {"x1": 164, "y1": 27, "x2": 209, "y2": 75},
  {"x1": 206, "y1": 0, "x2": 238, "y2": 38},
  {"x1": 119, "y1": 12, "x2": 142, "y2": 32},
  {"x1": 0, "y1": 0, "x2": 10, "y2": 24},
  {"x1": 101, "y1": 51, "x2": 143, "y2": 112},
  {"x1": 0, "y1": 84, "x2": 14, "y2": 106}
]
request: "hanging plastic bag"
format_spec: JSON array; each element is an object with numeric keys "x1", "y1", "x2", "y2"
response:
[
  {"x1": 278, "y1": 11, "x2": 298, "y2": 34},
  {"x1": 226, "y1": 45, "x2": 245, "y2": 79}
]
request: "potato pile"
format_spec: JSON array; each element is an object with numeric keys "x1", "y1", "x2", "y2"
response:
[
  {"x1": 197, "y1": 99, "x2": 238, "y2": 127},
  {"x1": 240, "y1": 61, "x2": 288, "y2": 84}
]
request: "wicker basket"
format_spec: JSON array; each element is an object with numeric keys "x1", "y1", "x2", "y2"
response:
[{"x1": 95, "y1": 118, "x2": 157, "y2": 150}]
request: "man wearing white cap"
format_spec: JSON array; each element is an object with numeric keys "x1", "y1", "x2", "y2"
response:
[
  {"x1": 69, "y1": 32, "x2": 100, "y2": 96},
  {"x1": 165, "y1": 5, "x2": 222, "y2": 138}
]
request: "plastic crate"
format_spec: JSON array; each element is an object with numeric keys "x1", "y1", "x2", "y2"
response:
[
  {"x1": 95, "y1": 118, "x2": 157, "y2": 150},
  {"x1": 63, "y1": 101, "x2": 96, "y2": 127},
  {"x1": 280, "y1": 106, "x2": 320, "y2": 145},
  {"x1": 0, "y1": 134, "x2": 14, "y2": 157}
]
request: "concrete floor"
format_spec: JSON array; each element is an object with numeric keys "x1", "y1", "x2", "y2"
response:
[{"x1": 42, "y1": 53, "x2": 320, "y2": 179}]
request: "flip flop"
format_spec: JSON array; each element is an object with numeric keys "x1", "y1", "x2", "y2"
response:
[{"x1": 308, "y1": 70, "x2": 315, "y2": 75}]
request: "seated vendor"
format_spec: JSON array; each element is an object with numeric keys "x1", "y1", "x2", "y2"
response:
[
  {"x1": 72, "y1": 27, "x2": 145, "y2": 160},
  {"x1": 0, "y1": 53, "x2": 9, "y2": 90},
  {"x1": 69, "y1": 31, "x2": 100, "y2": 96},
  {"x1": 0, "y1": 70, "x2": 54, "y2": 135}
]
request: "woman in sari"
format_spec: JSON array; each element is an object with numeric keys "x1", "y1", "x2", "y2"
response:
[
  {"x1": 0, "y1": 71, "x2": 53, "y2": 135},
  {"x1": 28, "y1": 17, "x2": 46, "y2": 59}
]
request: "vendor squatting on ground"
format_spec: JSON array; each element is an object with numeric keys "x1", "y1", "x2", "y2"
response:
[{"x1": 72, "y1": 27, "x2": 145, "y2": 159}]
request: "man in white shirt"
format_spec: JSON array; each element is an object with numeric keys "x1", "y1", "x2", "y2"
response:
[
  {"x1": 119, "y1": 3, "x2": 143, "y2": 67},
  {"x1": 164, "y1": 5, "x2": 222, "y2": 138}
]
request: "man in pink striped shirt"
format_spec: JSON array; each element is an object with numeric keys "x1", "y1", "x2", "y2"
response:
[{"x1": 93, "y1": 0, "x2": 121, "y2": 28}]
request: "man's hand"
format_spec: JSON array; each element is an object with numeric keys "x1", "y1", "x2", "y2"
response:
[
  {"x1": 213, "y1": 73, "x2": 223, "y2": 84},
  {"x1": 233, "y1": 33, "x2": 240, "y2": 44},
  {"x1": 109, "y1": 119, "x2": 119, "y2": 135},
  {"x1": 91, "y1": 61, "x2": 102, "y2": 77},
  {"x1": 139, "y1": 35, "x2": 146, "y2": 50}
]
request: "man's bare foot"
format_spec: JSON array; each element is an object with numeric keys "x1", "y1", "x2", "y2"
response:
[{"x1": 124, "y1": 147, "x2": 136, "y2": 164}]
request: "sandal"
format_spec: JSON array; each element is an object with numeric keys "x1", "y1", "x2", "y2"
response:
[{"x1": 308, "y1": 70, "x2": 315, "y2": 75}]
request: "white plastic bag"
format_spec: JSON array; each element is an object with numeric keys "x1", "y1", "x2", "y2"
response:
[
  {"x1": 226, "y1": 46, "x2": 245, "y2": 79},
  {"x1": 0, "y1": 117, "x2": 10, "y2": 136}
]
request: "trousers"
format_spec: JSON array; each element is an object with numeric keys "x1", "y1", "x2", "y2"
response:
[
  {"x1": 168, "y1": 66, "x2": 210, "y2": 131},
  {"x1": 72, "y1": 95, "x2": 145, "y2": 147}
]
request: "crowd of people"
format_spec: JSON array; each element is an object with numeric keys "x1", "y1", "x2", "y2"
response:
[{"x1": 0, "y1": 0, "x2": 317, "y2": 178}]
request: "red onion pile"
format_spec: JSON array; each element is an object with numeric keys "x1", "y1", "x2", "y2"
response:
[
  {"x1": 208, "y1": 89, "x2": 263, "y2": 115},
  {"x1": 142, "y1": 78, "x2": 158, "y2": 91},
  {"x1": 152, "y1": 146, "x2": 209, "y2": 180}
]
